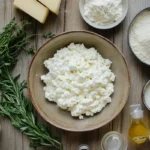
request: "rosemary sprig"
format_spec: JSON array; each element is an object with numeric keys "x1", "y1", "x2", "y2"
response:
[
  {"x1": 0, "y1": 19, "x2": 62, "y2": 149},
  {"x1": 27, "y1": 47, "x2": 36, "y2": 55},
  {"x1": 43, "y1": 32, "x2": 55, "y2": 39},
  {"x1": 0, "y1": 69, "x2": 62, "y2": 149}
]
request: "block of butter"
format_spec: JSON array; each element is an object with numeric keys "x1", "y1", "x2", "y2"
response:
[
  {"x1": 38, "y1": 0, "x2": 61, "y2": 15},
  {"x1": 13, "y1": 0, "x2": 49, "y2": 23}
]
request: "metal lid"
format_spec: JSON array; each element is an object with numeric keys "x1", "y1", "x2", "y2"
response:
[
  {"x1": 78, "y1": 144, "x2": 90, "y2": 150},
  {"x1": 101, "y1": 131, "x2": 128, "y2": 150}
]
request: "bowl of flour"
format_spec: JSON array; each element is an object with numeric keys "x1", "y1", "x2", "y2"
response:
[
  {"x1": 79, "y1": 0, "x2": 128, "y2": 29},
  {"x1": 129, "y1": 8, "x2": 150, "y2": 65}
]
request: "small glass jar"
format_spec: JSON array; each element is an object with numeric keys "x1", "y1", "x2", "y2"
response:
[{"x1": 101, "y1": 131, "x2": 128, "y2": 150}]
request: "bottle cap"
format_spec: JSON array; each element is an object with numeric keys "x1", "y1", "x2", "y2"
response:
[
  {"x1": 130, "y1": 104, "x2": 143, "y2": 119},
  {"x1": 78, "y1": 144, "x2": 89, "y2": 150},
  {"x1": 101, "y1": 131, "x2": 128, "y2": 150}
]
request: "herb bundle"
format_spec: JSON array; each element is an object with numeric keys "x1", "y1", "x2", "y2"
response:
[
  {"x1": 0, "y1": 18, "x2": 34, "y2": 69},
  {"x1": 0, "y1": 69, "x2": 62, "y2": 149},
  {"x1": 0, "y1": 19, "x2": 62, "y2": 150}
]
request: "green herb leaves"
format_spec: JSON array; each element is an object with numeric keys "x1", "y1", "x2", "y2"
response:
[
  {"x1": 43, "y1": 32, "x2": 55, "y2": 39},
  {"x1": 0, "y1": 70, "x2": 62, "y2": 149},
  {"x1": 0, "y1": 19, "x2": 62, "y2": 150},
  {"x1": 0, "y1": 18, "x2": 34, "y2": 69},
  {"x1": 27, "y1": 47, "x2": 36, "y2": 55}
]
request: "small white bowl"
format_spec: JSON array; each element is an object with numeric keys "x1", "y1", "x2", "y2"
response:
[
  {"x1": 142, "y1": 80, "x2": 150, "y2": 110},
  {"x1": 79, "y1": 0, "x2": 128, "y2": 30}
]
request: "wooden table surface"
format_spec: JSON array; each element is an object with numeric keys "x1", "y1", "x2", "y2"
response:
[{"x1": 0, "y1": 0, "x2": 150, "y2": 150}]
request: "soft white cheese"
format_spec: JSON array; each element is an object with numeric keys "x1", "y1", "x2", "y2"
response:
[{"x1": 41, "y1": 43, "x2": 115, "y2": 119}]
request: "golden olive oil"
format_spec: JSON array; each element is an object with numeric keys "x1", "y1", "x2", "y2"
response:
[
  {"x1": 128, "y1": 104, "x2": 149, "y2": 144},
  {"x1": 128, "y1": 118, "x2": 149, "y2": 144}
]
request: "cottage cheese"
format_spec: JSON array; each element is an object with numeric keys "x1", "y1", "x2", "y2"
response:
[{"x1": 41, "y1": 43, "x2": 115, "y2": 119}]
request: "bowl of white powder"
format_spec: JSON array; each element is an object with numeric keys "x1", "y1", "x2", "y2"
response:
[
  {"x1": 79, "y1": 0, "x2": 128, "y2": 29},
  {"x1": 129, "y1": 8, "x2": 150, "y2": 66},
  {"x1": 28, "y1": 31, "x2": 130, "y2": 131}
]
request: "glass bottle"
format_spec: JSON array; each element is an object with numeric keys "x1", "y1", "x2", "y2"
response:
[{"x1": 128, "y1": 104, "x2": 149, "y2": 144}]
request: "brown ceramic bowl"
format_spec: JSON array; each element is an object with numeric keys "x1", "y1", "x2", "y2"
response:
[{"x1": 28, "y1": 31, "x2": 130, "y2": 132}]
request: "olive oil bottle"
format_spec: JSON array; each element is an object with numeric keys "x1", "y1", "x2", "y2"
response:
[{"x1": 128, "y1": 104, "x2": 149, "y2": 144}]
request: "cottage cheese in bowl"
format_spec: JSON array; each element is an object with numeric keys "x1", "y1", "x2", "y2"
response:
[{"x1": 41, "y1": 43, "x2": 115, "y2": 119}]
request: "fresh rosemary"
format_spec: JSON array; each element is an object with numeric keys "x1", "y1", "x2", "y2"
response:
[
  {"x1": 27, "y1": 47, "x2": 36, "y2": 55},
  {"x1": 43, "y1": 32, "x2": 55, "y2": 39},
  {"x1": 0, "y1": 69, "x2": 62, "y2": 149},
  {"x1": 0, "y1": 19, "x2": 62, "y2": 150}
]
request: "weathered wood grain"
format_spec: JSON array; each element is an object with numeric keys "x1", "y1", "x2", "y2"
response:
[
  {"x1": 0, "y1": 0, "x2": 150, "y2": 150},
  {"x1": 120, "y1": 1, "x2": 150, "y2": 150}
]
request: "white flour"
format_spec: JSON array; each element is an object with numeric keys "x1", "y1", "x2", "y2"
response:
[
  {"x1": 84, "y1": 0, "x2": 123, "y2": 25},
  {"x1": 130, "y1": 11, "x2": 150, "y2": 65}
]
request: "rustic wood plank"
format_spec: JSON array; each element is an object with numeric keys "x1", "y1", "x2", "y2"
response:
[
  {"x1": 35, "y1": 1, "x2": 66, "y2": 150},
  {"x1": 0, "y1": 1, "x2": 6, "y2": 149},
  {"x1": 112, "y1": 24, "x2": 124, "y2": 135},
  {"x1": 1, "y1": 0, "x2": 150, "y2": 150},
  {"x1": 0, "y1": 0, "x2": 24, "y2": 150},
  {"x1": 119, "y1": 1, "x2": 150, "y2": 150},
  {"x1": 64, "y1": 1, "x2": 114, "y2": 150}
]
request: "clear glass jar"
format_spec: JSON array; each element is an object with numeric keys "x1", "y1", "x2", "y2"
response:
[{"x1": 101, "y1": 131, "x2": 128, "y2": 150}]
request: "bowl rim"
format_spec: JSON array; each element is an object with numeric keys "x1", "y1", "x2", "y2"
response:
[
  {"x1": 28, "y1": 30, "x2": 131, "y2": 132},
  {"x1": 142, "y1": 80, "x2": 150, "y2": 110},
  {"x1": 79, "y1": 0, "x2": 129, "y2": 30},
  {"x1": 128, "y1": 7, "x2": 150, "y2": 66}
]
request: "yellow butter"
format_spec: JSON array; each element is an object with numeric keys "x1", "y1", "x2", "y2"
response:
[
  {"x1": 38, "y1": 0, "x2": 61, "y2": 15},
  {"x1": 13, "y1": 0, "x2": 49, "y2": 23}
]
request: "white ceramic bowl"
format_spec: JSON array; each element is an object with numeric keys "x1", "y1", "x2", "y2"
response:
[
  {"x1": 79, "y1": 0, "x2": 128, "y2": 30},
  {"x1": 128, "y1": 8, "x2": 150, "y2": 66},
  {"x1": 142, "y1": 80, "x2": 150, "y2": 110},
  {"x1": 28, "y1": 31, "x2": 130, "y2": 132}
]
